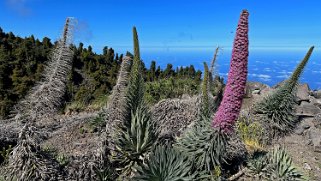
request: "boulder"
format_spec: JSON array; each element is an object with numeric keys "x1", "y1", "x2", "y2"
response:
[
  {"x1": 252, "y1": 89, "x2": 261, "y2": 95},
  {"x1": 303, "y1": 163, "x2": 312, "y2": 170},
  {"x1": 246, "y1": 82, "x2": 270, "y2": 92},
  {"x1": 312, "y1": 116, "x2": 321, "y2": 128},
  {"x1": 294, "y1": 127, "x2": 305, "y2": 135},
  {"x1": 295, "y1": 101, "x2": 321, "y2": 117},
  {"x1": 308, "y1": 127, "x2": 321, "y2": 152},
  {"x1": 243, "y1": 82, "x2": 272, "y2": 104},
  {"x1": 296, "y1": 83, "x2": 310, "y2": 102},
  {"x1": 310, "y1": 96, "x2": 321, "y2": 109},
  {"x1": 272, "y1": 80, "x2": 286, "y2": 89},
  {"x1": 311, "y1": 90, "x2": 321, "y2": 99},
  {"x1": 295, "y1": 118, "x2": 314, "y2": 135}
]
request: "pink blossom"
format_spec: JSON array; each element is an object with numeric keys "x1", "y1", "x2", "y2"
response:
[{"x1": 212, "y1": 10, "x2": 249, "y2": 133}]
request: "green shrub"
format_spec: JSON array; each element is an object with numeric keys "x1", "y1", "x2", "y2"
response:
[
  {"x1": 247, "y1": 151, "x2": 269, "y2": 180},
  {"x1": 133, "y1": 145, "x2": 199, "y2": 181},
  {"x1": 246, "y1": 146, "x2": 306, "y2": 180},
  {"x1": 55, "y1": 153, "x2": 69, "y2": 167},
  {"x1": 175, "y1": 117, "x2": 227, "y2": 174},
  {"x1": 236, "y1": 116, "x2": 265, "y2": 153},
  {"x1": 267, "y1": 146, "x2": 306, "y2": 180},
  {"x1": 113, "y1": 106, "x2": 157, "y2": 175},
  {"x1": 88, "y1": 95, "x2": 109, "y2": 110},
  {"x1": 42, "y1": 145, "x2": 69, "y2": 167},
  {"x1": 88, "y1": 112, "x2": 106, "y2": 132},
  {"x1": 144, "y1": 78, "x2": 200, "y2": 105},
  {"x1": 64, "y1": 101, "x2": 86, "y2": 113},
  {"x1": 0, "y1": 145, "x2": 13, "y2": 165},
  {"x1": 94, "y1": 166, "x2": 117, "y2": 181}
]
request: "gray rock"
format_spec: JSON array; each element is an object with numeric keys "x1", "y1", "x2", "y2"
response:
[
  {"x1": 295, "y1": 101, "x2": 321, "y2": 117},
  {"x1": 303, "y1": 124, "x2": 311, "y2": 129},
  {"x1": 247, "y1": 82, "x2": 270, "y2": 91},
  {"x1": 303, "y1": 163, "x2": 312, "y2": 170},
  {"x1": 296, "y1": 83, "x2": 310, "y2": 102},
  {"x1": 312, "y1": 117, "x2": 321, "y2": 128},
  {"x1": 272, "y1": 80, "x2": 286, "y2": 89},
  {"x1": 294, "y1": 127, "x2": 305, "y2": 135},
  {"x1": 315, "y1": 145, "x2": 321, "y2": 153},
  {"x1": 309, "y1": 96, "x2": 321, "y2": 109},
  {"x1": 252, "y1": 89, "x2": 261, "y2": 95},
  {"x1": 312, "y1": 90, "x2": 321, "y2": 99},
  {"x1": 308, "y1": 127, "x2": 321, "y2": 152},
  {"x1": 244, "y1": 82, "x2": 270, "y2": 98},
  {"x1": 301, "y1": 117, "x2": 316, "y2": 128},
  {"x1": 305, "y1": 139, "x2": 312, "y2": 146}
]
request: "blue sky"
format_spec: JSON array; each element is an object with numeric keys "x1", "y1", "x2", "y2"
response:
[{"x1": 1, "y1": 0, "x2": 321, "y2": 53}]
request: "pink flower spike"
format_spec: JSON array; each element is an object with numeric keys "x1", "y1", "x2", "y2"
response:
[{"x1": 212, "y1": 10, "x2": 249, "y2": 133}]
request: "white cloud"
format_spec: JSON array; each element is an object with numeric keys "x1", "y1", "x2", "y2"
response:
[
  {"x1": 248, "y1": 73, "x2": 271, "y2": 79},
  {"x1": 248, "y1": 73, "x2": 272, "y2": 82},
  {"x1": 259, "y1": 77, "x2": 271, "y2": 82},
  {"x1": 276, "y1": 75, "x2": 289, "y2": 79},
  {"x1": 264, "y1": 67, "x2": 271, "y2": 72}
]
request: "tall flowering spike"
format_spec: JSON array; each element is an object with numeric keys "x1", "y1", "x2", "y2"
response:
[
  {"x1": 133, "y1": 26, "x2": 141, "y2": 62},
  {"x1": 252, "y1": 46, "x2": 314, "y2": 138},
  {"x1": 128, "y1": 26, "x2": 144, "y2": 109},
  {"x1": 201, "y1": 62, "x2": 210, "y2": 116},
  {"x1": 287, "y1": 46, "x2": 314, "y2": 92},
  {"x1": 62, "y1": 18, "x2": 70, "y2": 45},
  {"x1": 209, "y1": 46, "x2": 220, "y2": 78},
  {"x1": 123, "y1": 26, "x2": 145, "y2": 127},
  {"x1": 13, "y1": 17, "x2": 75, "y2": 122},
  {"x1": 213, "y1": 10, "x2": 249, "y2": 133}
]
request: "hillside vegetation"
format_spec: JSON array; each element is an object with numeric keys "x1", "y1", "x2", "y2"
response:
[
  {"x1": 1, "y1": 10, "x2": 320, "y2": 181},
  {"x1": 0, "y1": 27, "x2": 203, "y2": 118}
]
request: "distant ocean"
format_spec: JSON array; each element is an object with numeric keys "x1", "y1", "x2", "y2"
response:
[{"x1": 133, "y1": 47, "x2": 321, "y2": 90}]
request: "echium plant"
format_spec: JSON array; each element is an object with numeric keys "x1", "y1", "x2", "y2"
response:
[
  {"x1": 105, "y1": 56, "x2": 132, "y2": 136},
  {"x1": 112, "y1": 27, "x2": 157, "y2": 177},
  {"x1": 212, "y1": 10, "x2": 249, "y2": 133},
  {"x1": 123, "y1": 27, "x2": 145, "y2": 126},
  {"x1": 133, "y1": 145, "x2": 199, "y2": 181},
  {"x1": 287, "y1": 46, "x2": 314, "y2": 91},
  {"x1": 14, "y1": 18, "x2": 75, "y2": 122},
  {"x1": 253, "y1": 46, "x2": 314, "y2": 138},
  {"x1": 247, "y1": 146, "x2": 306, "y2": 180},
  {"x1": 175, "y1": 10, "x2": 249, "y2": 176},
  {"x1": 201, "y1": 62, "x2": 210, "y2": 117}
]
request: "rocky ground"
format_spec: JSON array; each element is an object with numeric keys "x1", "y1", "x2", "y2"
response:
[
  {"x1": 1, "y1": 82, "x2": 321, "y2": 180},
  {"x1": 41, "y1": 112, "x2": 102, "y2": 158},
  {"x1": 245, "y1": 82, "x2": 321, "y2": 180}
]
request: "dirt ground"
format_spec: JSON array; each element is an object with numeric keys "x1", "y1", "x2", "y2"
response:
[{"x1": 277, "y1": 122, "x2": 321, "y2": 180}]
